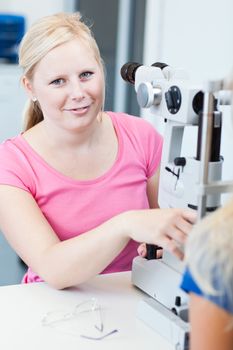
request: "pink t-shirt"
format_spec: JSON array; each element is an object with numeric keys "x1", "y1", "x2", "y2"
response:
[{"x1": 0, "y1": 112, "x2": 163, "y2": 283}]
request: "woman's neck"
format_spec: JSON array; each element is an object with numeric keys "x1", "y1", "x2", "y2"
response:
[{"x1": 25, "y1": 112, "x2": 106, "y2": 154}]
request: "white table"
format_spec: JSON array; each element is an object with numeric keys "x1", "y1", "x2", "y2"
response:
[{"x1": 0, "y1": 271, "x2": 173, "y2": 350}]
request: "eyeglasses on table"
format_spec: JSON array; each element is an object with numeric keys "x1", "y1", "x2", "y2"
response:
[{"x1": 41, "y1": 297, "x2": 118, "y2": 340}]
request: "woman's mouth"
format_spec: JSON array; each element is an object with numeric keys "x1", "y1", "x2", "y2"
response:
[{"x1": 65, "y1": 105, "x2": 90, "y2": 115}]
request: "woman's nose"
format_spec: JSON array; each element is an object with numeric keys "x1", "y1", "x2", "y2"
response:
[{"x1": 70, "y1": 80, "x2": 85, "y2": 100}]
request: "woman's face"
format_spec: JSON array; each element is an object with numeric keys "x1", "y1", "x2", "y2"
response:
[{"x1": 24, "y1": 39, "x2": 105, "y2": 132}]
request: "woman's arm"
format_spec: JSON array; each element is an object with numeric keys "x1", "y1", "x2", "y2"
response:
[
  {"x1": 146, "y1": 168, "x2": 160, "y2": 209},
  {"x1": 189, "y1": 293, "x2": 233, "y2": 350},
  {"x1": 138, "y1": 169, "x2": 161, "y2": 258},
  {"x1": 0, "y1": 185, "x2": 130, "y2": 289},
  {"x1": 0, "y1": 185, "x2": 195, "y2": 289}
]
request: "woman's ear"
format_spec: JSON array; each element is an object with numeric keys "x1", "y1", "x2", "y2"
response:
[{"x1": 22, "y1": 76, "x2": 35, "y2": 100}]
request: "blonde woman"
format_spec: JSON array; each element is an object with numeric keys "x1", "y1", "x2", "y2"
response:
[{"x1": 0, "y1": 13, "x2": 195, "y2": 289}]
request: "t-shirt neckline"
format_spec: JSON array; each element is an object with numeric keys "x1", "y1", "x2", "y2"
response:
[{"x1": 18, "y1": 112, "x2": 123, "y2": 185}]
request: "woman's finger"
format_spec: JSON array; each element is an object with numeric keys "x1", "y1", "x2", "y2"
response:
[
  {"x1": 166, "y1": 226, "x2": 187, "y2": 244},
  {"x1": 182, "y1": 208, "x2": 197, "y2": 225},
  {"x1": 176, "y1": 215, "x2": 194, "y2": 235},
  {"x1": 159, "y1": 236, "x2": 184, "y2": 260},
  {"x1": 137, "y1": 243, "x2": 147, "y2": 257}
]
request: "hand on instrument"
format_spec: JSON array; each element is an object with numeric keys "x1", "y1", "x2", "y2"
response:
[{"x1": 125, "y1": 208, "x2": 197, "y2": 259}]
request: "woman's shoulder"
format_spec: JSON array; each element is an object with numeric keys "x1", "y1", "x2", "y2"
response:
[
  {"x1": 0, "y1": 134, "x2": 35, "y2": 192},
  {"x1": 0, "y1": 135, "x2": 32, "y2": 174},
  {"x1": 0, "y1": 135, "x2": 23, "y2": 158},
  {"x1": 181, "y1": 268, "x2": 202, "y2": 295},
  {"x1": 107, "y1": 111, "x2": 152, "y2": 125},
  {"x1": 181, "y1": 266, "x2": 233, "y2": 314},
  {"x1": 107, "y1": 111, "x2": 162, "y2": 137}
]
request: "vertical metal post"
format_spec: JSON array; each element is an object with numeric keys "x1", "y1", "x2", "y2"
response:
[{"x1": 197, "y1": 90, "x2": 215, "y2": 219}]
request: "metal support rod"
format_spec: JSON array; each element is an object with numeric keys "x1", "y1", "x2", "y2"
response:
[
  {"x1": 198, "y1": 180, "x2": 233, "y2": 195},
  {"x1": 197, "y1": 91, "x2": 215, "y2": 219}
]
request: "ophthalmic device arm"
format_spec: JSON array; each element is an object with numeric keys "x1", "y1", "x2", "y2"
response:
[{"x1": 121, "y1": 62, "x2": 233, "y2": 350}]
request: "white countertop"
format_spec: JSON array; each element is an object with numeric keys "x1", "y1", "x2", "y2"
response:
[{"x1": 0, "y1": 271, "x2": 173, "y2": 350}]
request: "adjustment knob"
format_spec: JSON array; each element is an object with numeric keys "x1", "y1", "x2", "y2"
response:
[
  {"x1": 174, "y1": 157, "x2": 186, "y2": 167},
  {"x1": 137, "y1": 82, "x2": 162, "y2": 108},
  {"x1": 165, "y1": 85, "x2": 182, "y2": 114},
  {"x1": 175, "y1": 296, "x2": 181, "y2": 307}
]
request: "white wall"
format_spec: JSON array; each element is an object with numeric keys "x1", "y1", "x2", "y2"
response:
[
  {"x1": 0, "y1": 0, "x2": 75, "y2": 29},
  {"x1": 142, "y1": 0, "x2": 233, "y2": 201},
  {"x1": 143, "y1": 0, "x2": 233, "y2": 81}
]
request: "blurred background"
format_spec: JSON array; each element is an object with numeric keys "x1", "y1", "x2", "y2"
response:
[{"x1": 0, "y1": 0, "x2": 233, "y2": 285}]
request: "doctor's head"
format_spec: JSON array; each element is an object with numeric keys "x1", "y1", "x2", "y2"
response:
[{"x1": 18, "y1": 12, "x2": 105, "y2": 130}]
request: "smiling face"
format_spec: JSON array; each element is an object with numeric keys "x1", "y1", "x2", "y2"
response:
[{"x1": 23, "y1": 39, "x2": 105, "y2": 133}]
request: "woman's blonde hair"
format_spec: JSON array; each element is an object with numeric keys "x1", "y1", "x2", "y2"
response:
[
  {"x1": 19, "y1": 12, "x2": 105, "y2": 131},
  {"x1": 185, "y1": 197, "x2": 233, "y2": 320}
]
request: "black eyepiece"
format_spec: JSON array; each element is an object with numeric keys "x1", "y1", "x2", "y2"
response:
[
  {"x1": 151, "y1": 62, "x2": 169, "y2": 70},
  {"x1": 120, "y1": 62, "x2": 142, "y2": 84}
]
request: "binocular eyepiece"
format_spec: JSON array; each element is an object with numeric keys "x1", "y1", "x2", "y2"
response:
[
  {"x1": 120, "y1": 62, "x2": 168, "y2": 85},
  {"x1": 120, "y1": 62, "x2": 142, "y2": 84}
]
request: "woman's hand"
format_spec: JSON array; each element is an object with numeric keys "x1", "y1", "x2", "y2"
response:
[
  {"x1": 137, "y1": 243, "x2": 163, "y2": 259},
  {"x1": 123, "y1": 208, "x2": 197, "y2": 259}
]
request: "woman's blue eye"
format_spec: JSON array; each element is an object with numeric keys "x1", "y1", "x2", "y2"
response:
[
  {"x1": 80, "y1": 72, "x2": 93, "y2": 79},
  {"x1": 50, "y1": 78, "x2": 65, "y2": 85}
]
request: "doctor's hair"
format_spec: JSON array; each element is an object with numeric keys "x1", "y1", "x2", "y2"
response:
[
  {"x1": 18, "y1": 12, "x2": 105, "y2": 131},
  {"x1": 185, "y1": 197, "x2": 233, "y2": 326}
]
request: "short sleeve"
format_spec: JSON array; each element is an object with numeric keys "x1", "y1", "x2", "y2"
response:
[
  {"x1": 180, "y1": 268, "x2": 203, "y2": 295},
  {"x1": 0, "y1": 140, "x2": 34, "y2": 193},
  {"x1": 134, "y1": 117, "x2": 163, "y2": 178},
  {"x1": 145, "y1": 124, "x2": 163, "y2": 178},
  {"x1": 181, "y1": 267, "x2": 233, "y2": 314}
]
